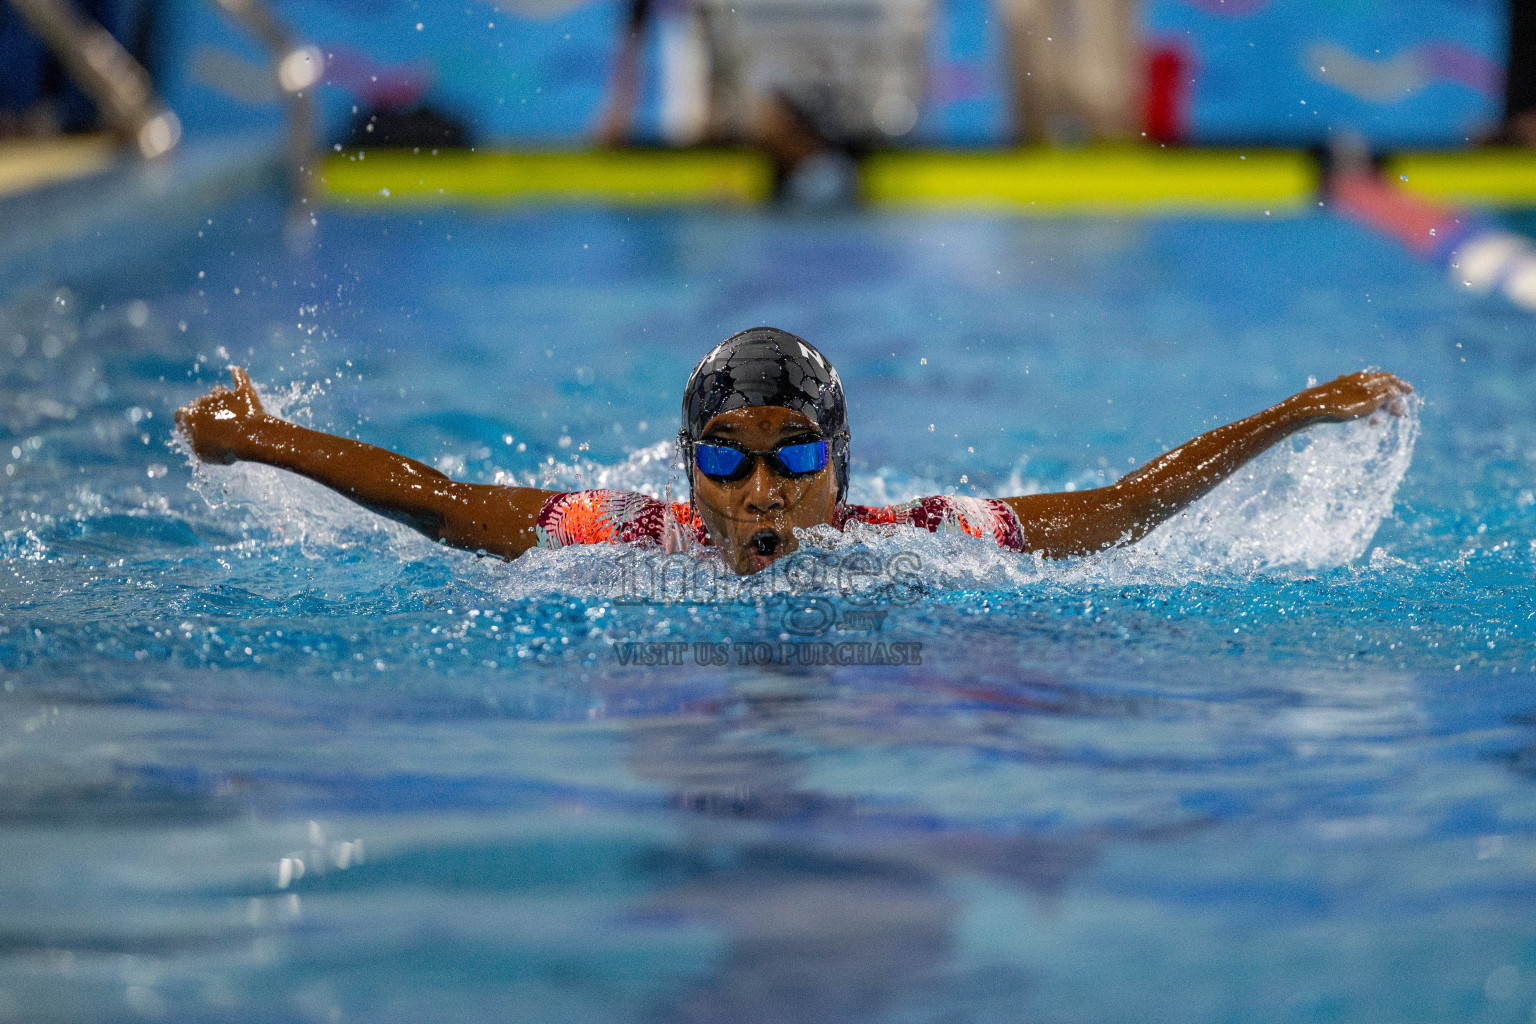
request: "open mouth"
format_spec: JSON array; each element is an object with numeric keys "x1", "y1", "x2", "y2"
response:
[{"x1": 747, "y1": 530, "x2": 782, "y2": 569}]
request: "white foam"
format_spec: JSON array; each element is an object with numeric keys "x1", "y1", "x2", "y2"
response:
[
  {"x1": 185, "y1": 455, "x2": 433, "y2": 560},
  {"x1": 1128, "y1": 396, "x2": 1419, "y2": 573},
  {"x1": 506, "y1": 440, "x2": 685, "y2": 499},
  {"x1": 174, "y1": 377, "x2": 436, "y2": 560}
]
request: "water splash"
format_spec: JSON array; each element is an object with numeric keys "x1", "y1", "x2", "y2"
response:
[
  {"x1": 176, "y1": 398, "x2": 1419, "y2": 597},
  {"x1": 506, "y1": 439, "x2": 685, "y2": 498},
  {"x1": 1132, "y1": 397, "x2": 1419, "y2": 572}
]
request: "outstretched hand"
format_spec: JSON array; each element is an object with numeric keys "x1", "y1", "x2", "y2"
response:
[
  {"x1": 174, "y1": 367, "x2": 269, "y2": 465},
  {"x1": 1290, "y1": 371, "x2": 1413, "y2": 423}
]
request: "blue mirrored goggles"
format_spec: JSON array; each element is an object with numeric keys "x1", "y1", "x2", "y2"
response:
[{"x1": 693, "y1": 438, "x2": 830, "y2": 483}]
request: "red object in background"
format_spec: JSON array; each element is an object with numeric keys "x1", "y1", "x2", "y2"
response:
[
  {"x1": 324, "y1": 46, "x2": 430, "y2": 112},
  {"x1": 1328, "y1": 172, "x2": 1464, "y2": 258},
  {"x1": 1144, "y1": 46, "x2": 1190, "y2": 143}
]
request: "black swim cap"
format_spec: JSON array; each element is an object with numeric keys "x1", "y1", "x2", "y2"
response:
[{"x1": 679, "y1": 327, "x2": 851, "y2": 500}]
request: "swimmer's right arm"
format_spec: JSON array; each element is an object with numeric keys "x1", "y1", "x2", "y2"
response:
[
  {"x1": 1004, "y1": 371, "x2": 1413, "y2": 558},
  {"x1": 174, "y1": 368, "x2": 556, "y2": 558}
]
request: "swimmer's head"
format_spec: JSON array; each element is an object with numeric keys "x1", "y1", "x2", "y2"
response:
[
  {"x1": 679, "y1": 327, "x2": 850, "y2": 501},
  {"x1": 678, "y1": 328, "x2": 850, "y2": 574}
]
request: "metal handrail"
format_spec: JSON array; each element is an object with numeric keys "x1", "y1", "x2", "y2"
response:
[
  {"x1": 8, "y1": 0, "x2": 323, "y2": 215},
  {"x1": 205, "y1": 0, "x2": 324, "y2": 209},
  {"x1": 6, "y1": 0, "x2": 181, "y2": 157}
]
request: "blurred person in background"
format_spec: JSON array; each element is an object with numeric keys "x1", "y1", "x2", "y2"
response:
[
  {"x1": 596, "y1": 0, "x2": 930, "y2": 203},
  {"x1": 596, "y1": 0, "x2": 711, "y2": 149},
  {"x1": 1503, "y1": 0, "x2": 1536, "y2": 144},
  {"x1": 999, "y1": 0, "x2": 1139, "y2": 144}
]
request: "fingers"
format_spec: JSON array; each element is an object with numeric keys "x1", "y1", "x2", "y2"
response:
[
  {"x1": 1366, "y1": 373, "x2": 1412, "y2": 407},
  {"x1": 226, "y1": 365, "x2": 268, "y2": 416},
  {"x1": 1335, "y1": 371, "x2": 1412, "y2": 399},
  {"x1": 1354, "y1": 372, "x2": 1412, "y2": 418},
  {"x1": 1307, "y1": 371, "x2": 1412, "y2": 423},
  {"x1": 1366, "y1": 371, "x2": 1410, "y2": 392}
]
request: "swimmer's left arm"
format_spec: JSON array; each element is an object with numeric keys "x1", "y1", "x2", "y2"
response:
[
  {"x1": 175, "y1": 368, "x2": 557, "y2": 558},
  {"x1": 1003, "y1": 371, "x2": 1412, "y2": 558}
]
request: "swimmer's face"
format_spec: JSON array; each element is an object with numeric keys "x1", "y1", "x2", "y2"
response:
[{"x1": 690, "y1": 406, "x2": 839, "y2": 575}]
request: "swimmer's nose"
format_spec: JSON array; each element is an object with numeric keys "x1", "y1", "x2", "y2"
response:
[{"x1": 743, "y1": 460, "x2": 785, "y2": 515}]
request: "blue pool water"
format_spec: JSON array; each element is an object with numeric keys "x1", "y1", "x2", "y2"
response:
[{"x1": 2, "y1": 183, "x2": 1535, "y2": 1023}]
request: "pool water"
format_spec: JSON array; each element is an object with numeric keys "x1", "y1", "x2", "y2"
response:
[{"x1": 2, "y1": 190, "x2": 1535, "y2": 1023}]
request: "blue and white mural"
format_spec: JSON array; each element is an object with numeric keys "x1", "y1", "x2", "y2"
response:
[{"x1": 139, "y1": 0, "x2": 1509, "y2": 148}]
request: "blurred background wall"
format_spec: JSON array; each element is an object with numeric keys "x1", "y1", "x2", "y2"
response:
[{"x1": 0, "y1": 0, "x2": 1512, "y2": 150}]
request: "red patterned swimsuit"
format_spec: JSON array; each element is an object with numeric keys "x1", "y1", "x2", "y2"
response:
[{"x1": 534, "y1": 490, "x2": 1025, "y2": 553}]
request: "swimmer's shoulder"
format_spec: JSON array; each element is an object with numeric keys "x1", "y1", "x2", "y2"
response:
[{"x1": 533, "y1": 488, "x2": 707, "y2": 549}]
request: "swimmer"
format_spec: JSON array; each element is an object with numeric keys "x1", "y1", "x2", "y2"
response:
[{"x1": 175, "y1": 327, "x2": 1411, "y2": 575}]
